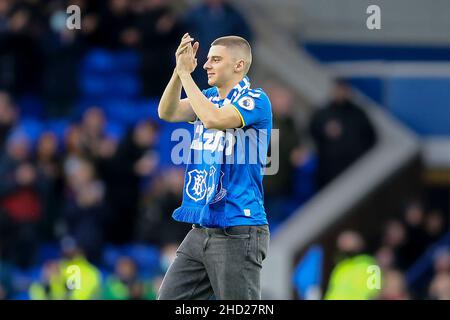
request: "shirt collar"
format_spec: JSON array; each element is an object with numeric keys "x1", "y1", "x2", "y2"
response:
[{"x1": 211, "y1": 76, "x2": 251, "y2": 105}]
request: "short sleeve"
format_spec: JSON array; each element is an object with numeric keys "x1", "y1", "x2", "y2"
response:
[{"x1": 231, "y1": 90, "x2": 271, "y2": 128}]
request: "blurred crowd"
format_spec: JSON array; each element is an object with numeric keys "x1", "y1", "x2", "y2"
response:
[
  {"x1": 0, "y1": 90, "x2": 191, "y2": 298},
  {"x1": 324, "y1": 201, "x2": 449, "y2": 300},
  {"x1": 0, "y1": 0, "x2": 253, "y2": 113},
  {"x1": 0, "y1": 0, "x2": 255, "y2": 300},
  {"x1": 0, "y1": 0, "x2": 387, "y2": 300}
]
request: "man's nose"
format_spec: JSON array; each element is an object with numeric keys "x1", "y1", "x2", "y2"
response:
[{"x1": 203, "y1": 61, "x2": 210, "y2": 70}]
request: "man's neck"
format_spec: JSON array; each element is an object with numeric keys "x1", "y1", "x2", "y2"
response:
[{"x1": 217, "y1": 77, "x2": 244, "y2": 100}]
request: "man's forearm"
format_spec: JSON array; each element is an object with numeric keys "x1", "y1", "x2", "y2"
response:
[
  {"x1": 158, "y1": 69, "x2": 183, "y2": 120},
  {"x1": 178, "y1": 73, "x2": 218, "y2": 128}
]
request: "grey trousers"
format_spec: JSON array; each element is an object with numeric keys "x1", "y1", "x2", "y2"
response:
[{"x1": 157, "y1": 224, "x2": 270, "y2": 300}]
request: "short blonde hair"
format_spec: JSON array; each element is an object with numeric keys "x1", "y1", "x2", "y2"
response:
[{"x1": 211, "y1": 36, "x2": 252, "y2": 74}]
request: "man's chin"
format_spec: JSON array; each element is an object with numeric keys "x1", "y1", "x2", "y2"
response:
[{"x1": 207, "y1": 78, "x2": 215, "y2": 86}]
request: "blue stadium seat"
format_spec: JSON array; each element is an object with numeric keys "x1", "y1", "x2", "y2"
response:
[
  {"x1": 136, "y1": 98, "x2": 161, "y2": 124},
  {"x1": 102, "y1": 99, "x2": 136, "y2": 125},
  {"x1": 157, "y1": 122, "x2": 193, "y2": 167},
  {"x1": 102, "y1": 99, "x2": 159, "y2": 127},
  {"x1": 36, "y1": 243, "x2": 62, "y2": 265},
  {"x1": 17, "y1": 95, "x2": 44, "y2": 119},
  {"x1": 81, "y1": 49, "x2": 140, "y2": 74},
  {"x1": 102, "y1": 245, "x2": 123, "y2": 272},
  {"x1": 79, "y1": 74, "x2": 109, "y2": 97},
  {"x1": 98, "y1": 267, "x2": 111, "y2": 283},
  {"x1": 10, "y1": 265, "x2": 41, "y2": 299},
  {"x1": 11, "y1": 292, "x2": 30, "y2": 300},
  {"x1": 102, "y1": 243, "x2": 161, "y2": 279},
  {"x1": 105, "y1": 121, "x2": 126, "y2": 140},
  {"x1": 122, "y1": 244, "x2": 160, "y2": 272},
  {"x1": 14, "y1": 118, "x2": 44, "y2": 146},
  {"x1": 105, "y1": 73, "x2": 140, "y2": 98},
  {"x1": 45, "y1": 118, "x2": 70, "y2": 143},
  {"x1": 113, "y1": 50, "x2": 140, "y2": 72},
  {"x1": 73, "y1": 97, "x2": 109, "y2": 118},
  {"x1": 81, "y1": 49, "x2": 116, "y2": 75}
]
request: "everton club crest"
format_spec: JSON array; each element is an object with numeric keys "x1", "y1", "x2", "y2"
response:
[
  {"x1": 186, "y1": 167, "x2": 227, "y2": 203},
  {"x1": 186, "y1": 169, "x2": 208, "y2": 202}
]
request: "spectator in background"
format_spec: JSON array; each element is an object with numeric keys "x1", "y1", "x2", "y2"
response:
[
  {"x1": 401, "y1": 201, "x2": 428, "y2": 267},
  {"x1": 289, "y1": 145, "x2": 317, "y2": 208},
  {"x1": 40, "y1": 0, "x2": 85, "y2": 117},
  {"x1": 34, "y1": 131, "x2": 63, "y2": 241},
  {"x1": 103, "y1": 256, "x2": 156, "y2": 300},
  {"x1": 78, "y1": 107, "x2": 119, "y2": 179},
  {"x1": 79, "y1": 106, "x2": 119, "y2": 182},
  {"x1": 428, "y1": 249, "x2": 450, "y2": 300},
  {"x1": 63, "y1": 124, "x2": 84, "y2": 183},
  {"x1": 263, "y1": 84, "x2": 301, "y2": 225},
  {"x1": 184, "y1": 0, "x2": 253, "y2": 88},
  {"x1": 433, "y1": 248, "x2": 450, "y2": 275},
  {"x1": 159, "y1": 242, "x2": 178, "y2": 275},
  {"x1": 423, "y1": 209, "x2": 446, "y2": 249},
  {"x1": 324, "y1": 230, "x2": 378, "y2": 300},
  {"x1": 104, "y1": 120, "x2": 159, "y2": 244},
  {"x1": 75, "y1": 0, "x2": 103, "y2": 47},
  {"x1": 135, "y1": 170, "x2": 167, "y2": 245},
  {"x1": 29, "y1": 259, "x2": 67, "y2": 300},
  {"x1": 79, "y1": 107, "x2": 109, "y2": 161},
  {"x1": 63, "y1": 159, "x2": 109, "y2": 264},
  {"x1": 89, "y1": 0, "x2": 140, "y2": 49},
  {"x1": 0, "y1": 1, "x2": 44, "y2": 96},
  {"x1": 135, "y1": 167, "x2": 189, "y2": 247},
  {"x1": 379, "y1": 219, "x2": 408, "y2": 270},
  {"x1": 375, "y1": 245, "x2": 396, "y2": 271},
  {"x1": 136, "y1": 0, "x2": 183, "y2": 97},
  {"x1": 0, "y1": 0, "x2": 11, "y2": 31},
  {"x1": 62, "y1": 121, "x2": 114, "y2": 254},
  {"x1": 0, "y1": 91, "x2": 17, "y2": 152},
  {"x1": 0, "y1": 131, "x2": 42, "y2": 268},
  {"x1": 375, "y1": 210, "x2": 449, "y2": 299},
  {"x1": 158, "y1": 168, "x2": 191, "y2": 245},
  {"x1": 378, "y1": 268, "x2": 410, "y2": 300},
  {"x1": 428, "y1": 273, "x2": 450, "y2": 300},
  {"x1": 0, "y1": 260, "x2": 13, "y2": 300},
  {"x1": 309, "y1": 79, "x2": 377, "y2": 189},
  {"x1": 58, "y1": 238, "x2": 102, "y2": 300}
]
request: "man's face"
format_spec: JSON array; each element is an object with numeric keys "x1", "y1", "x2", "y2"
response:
[
  {"x1": 332, "y1": 83, "x2": 351, "y2": 103},
  {"x1": 203, "y1": 45, "x2": 236, "y2": 87},
  {"x1": 0, "y1": 93, "x2": 16, "y2": 125}
]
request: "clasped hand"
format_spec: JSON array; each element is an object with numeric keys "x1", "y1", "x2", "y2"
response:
[{"x1": 175, "y1": 33, "x2": 199, "y2": 77}]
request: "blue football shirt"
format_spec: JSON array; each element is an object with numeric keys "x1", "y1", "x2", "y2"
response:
[{"x1": 197, "y1": 83, "x2": 272, "y2": 227}]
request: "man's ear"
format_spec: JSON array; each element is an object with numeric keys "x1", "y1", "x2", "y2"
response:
[{"x1": 235, "y1": 60, "x2": 245, "y2": 73}]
